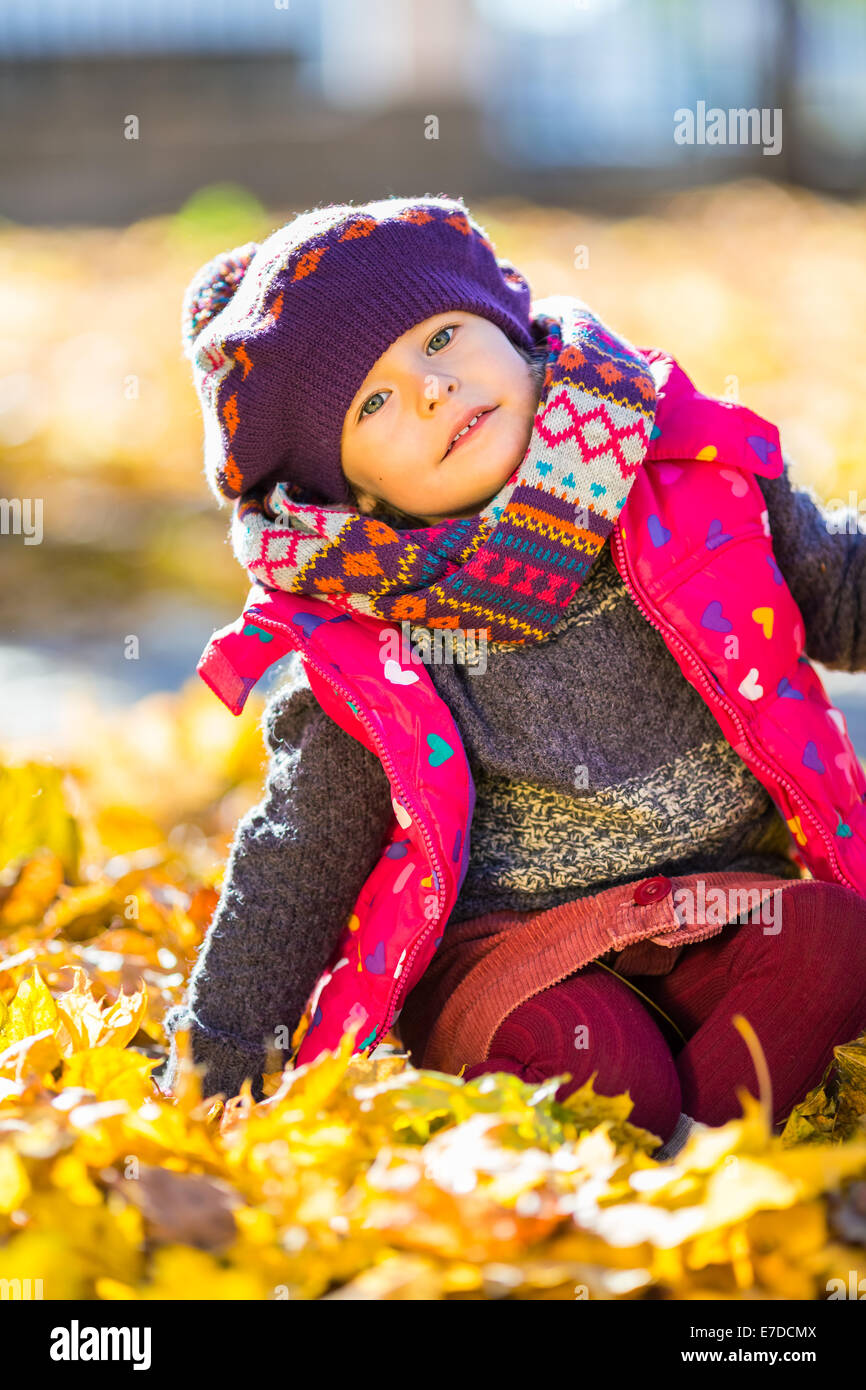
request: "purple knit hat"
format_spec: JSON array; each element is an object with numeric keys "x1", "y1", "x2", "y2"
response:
[{"x1": 181, "y1": 194, "x2": 535, "y2": 506}]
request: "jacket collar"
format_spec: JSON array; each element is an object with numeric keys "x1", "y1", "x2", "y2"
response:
[{"x1": 642, "y1": 350, "x2": 783, "y2": 478}]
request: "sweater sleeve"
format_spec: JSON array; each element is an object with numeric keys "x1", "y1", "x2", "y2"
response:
[
  {"x1": 153, "y1": 673, "x2": 396, "y2": 1103},
  {"x1": 756, "y1": 452, "x2": 866, "y2": 672}
]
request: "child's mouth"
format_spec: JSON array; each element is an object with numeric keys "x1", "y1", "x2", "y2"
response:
[{"x1": 442, "y1": 406, "x2": 497, "y2": 459}]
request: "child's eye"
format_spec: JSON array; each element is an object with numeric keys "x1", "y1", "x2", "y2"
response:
[
  {"x1": 357, "y1": 325, "x2": 458, "y2": 421},
  {"x1": 359, "y1": 391, "x2": 388, "y2": 420},
  {"x1": 427, "y1": 323, "x2": 457, "y2": 353}
]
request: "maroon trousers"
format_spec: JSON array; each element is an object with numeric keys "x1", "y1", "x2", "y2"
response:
[{"x1": 461, "y1": 880, "x2": 866, "y2": 1144}]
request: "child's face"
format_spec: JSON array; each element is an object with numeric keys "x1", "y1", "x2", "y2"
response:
[{"x1": 340, "y1": 311, "x2": 541, "y2": 524}]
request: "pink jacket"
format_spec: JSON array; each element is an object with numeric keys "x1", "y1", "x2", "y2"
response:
[{"x1": 197, "y1": 350, "x2": 866, "y2": 1068}]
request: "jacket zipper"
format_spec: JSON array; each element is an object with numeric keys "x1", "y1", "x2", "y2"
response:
[
  {"x1": 610, "y1": 528, "x2": 855, "y2": 893},
  {"x1": 243, "y1": 606, "x2": 449, "y2": 1050}
]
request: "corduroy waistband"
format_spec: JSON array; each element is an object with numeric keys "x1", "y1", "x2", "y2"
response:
[{"x1": 397, "y1": 869, "x2": 807, "y2": 1075}]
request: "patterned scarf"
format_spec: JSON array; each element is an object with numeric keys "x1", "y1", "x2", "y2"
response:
[{"x1": 231, "y1": 295, "x2": 658, "y2": 644}]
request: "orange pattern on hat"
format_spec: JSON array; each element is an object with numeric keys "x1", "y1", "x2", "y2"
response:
[
  {"x1": 223, "y1": 393, "x2": 240, "y2": 438},
  {"x1": 339, "y1": 217, "x2": 376, "y2": 240},
  {"x1": 222, "y1": 454, "x2": 244, "y2": 494},
  {"x1": 235, "y1": 343, "x2": 253, "y2": 378},
  {"x1": 292, "y1": 247, "x2": 327, "y2": 281},
  {"x1": 445, "y1": 212, "x2": 472, "y2": 235},
  {"x1": 398, "y1": 208, "x2": 434, "y2": 226},
  {"x1": 206, "y1": 201, "x2": 531, "y2": 506}
]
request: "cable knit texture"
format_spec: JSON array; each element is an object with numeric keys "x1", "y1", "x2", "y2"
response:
[{"x1": 154, "y1": 456, "x2": 866, "y2": 1100}]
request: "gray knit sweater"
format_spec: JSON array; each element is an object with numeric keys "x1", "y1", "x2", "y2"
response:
[{"x1": 156, "y1": 457, "x2": 866, "y2": 1101}]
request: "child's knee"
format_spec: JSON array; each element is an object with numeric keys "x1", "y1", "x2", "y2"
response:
[
  {"x1": 462, "y1": 971, "x2": 682, "y2": 1139},
  {"x1": 764, "y1": 880, "x2": 866, "y2": 976}
]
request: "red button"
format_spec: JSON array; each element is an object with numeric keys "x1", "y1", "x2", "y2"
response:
[{"x1": 632, "y1": 875, "x2": 673, "y2": 905}]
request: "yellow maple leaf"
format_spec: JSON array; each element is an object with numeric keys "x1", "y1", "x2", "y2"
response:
[
  {"x1": 0, "y1": 1029, "x2": 62, "y2": 1081},
  {"x1": 62, "y1": 1047, "x2": 158, "y2": 1106},
  {"x1": 0, "y1": 966, "x2": 59, "y2": 1048},
  {"x1": 54, "y1": 968, "x2": 146, "y2": 1053}
]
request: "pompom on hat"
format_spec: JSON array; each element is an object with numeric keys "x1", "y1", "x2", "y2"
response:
[{"x1": 181, "y1": 194, "x2": 535, "y2": 507}]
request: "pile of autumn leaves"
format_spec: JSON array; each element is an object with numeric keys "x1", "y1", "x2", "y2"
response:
[{"x1": 1, "y1": 762, "x2": 866, "y2": 1300}]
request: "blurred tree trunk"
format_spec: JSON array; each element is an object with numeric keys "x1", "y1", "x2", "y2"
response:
[{"x1": 772, "y1": 0, "x2": 805, "y2": 185}]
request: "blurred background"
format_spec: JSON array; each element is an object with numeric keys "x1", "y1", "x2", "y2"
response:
[{"x1": 1, "y1": 0, "x2": 865, "y2": 851}]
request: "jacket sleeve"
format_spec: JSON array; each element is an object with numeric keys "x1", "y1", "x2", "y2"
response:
[
  {"x1": 153, "y1": 673, "x2": 396, "y2": 1103},
  {"x1": 756, "y1": 452, "x2": 866, "y2": 672}
]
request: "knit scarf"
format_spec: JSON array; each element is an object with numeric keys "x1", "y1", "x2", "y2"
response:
[{"x1": 232, "y1": 295, "x2": 658, "y2": 645}]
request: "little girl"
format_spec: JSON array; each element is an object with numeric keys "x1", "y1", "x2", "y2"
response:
[{"x1": 158, "y1": 194, "x2": 866, "y2": 1157}]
